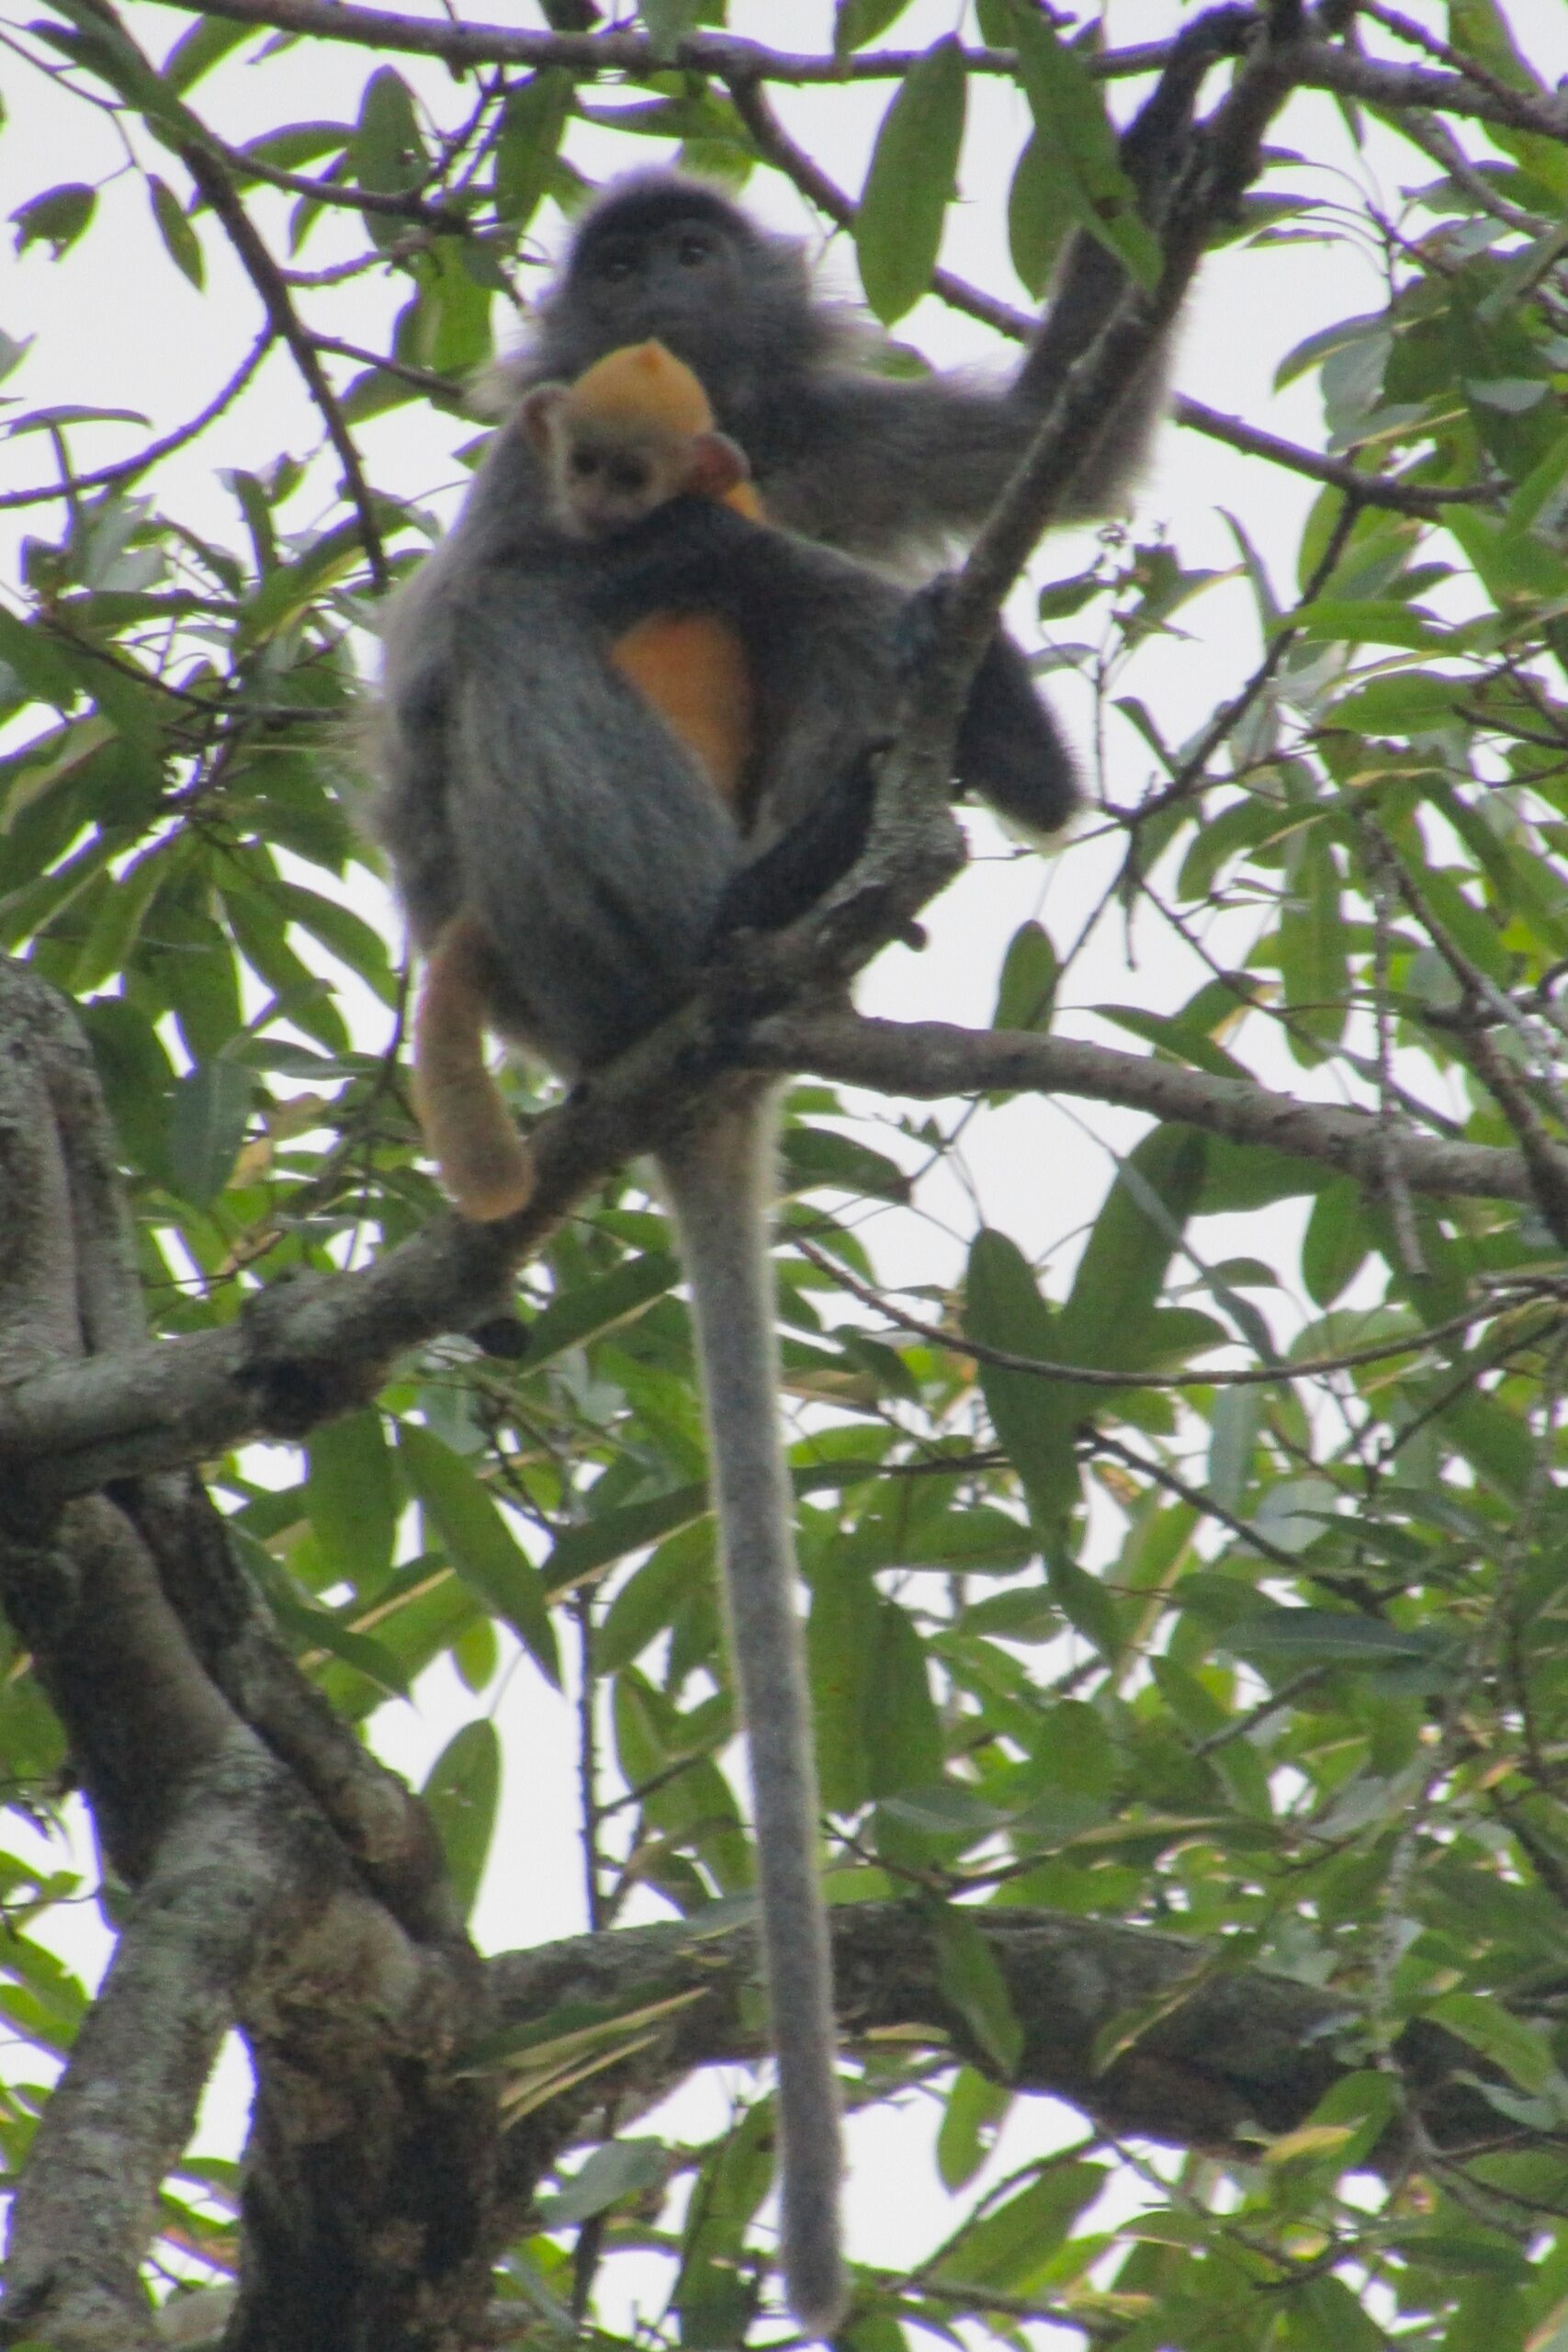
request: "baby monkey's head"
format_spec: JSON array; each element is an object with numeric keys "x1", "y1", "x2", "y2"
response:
[{"x1": 520, "y1": 338, "x2": 759, "y2": 538}]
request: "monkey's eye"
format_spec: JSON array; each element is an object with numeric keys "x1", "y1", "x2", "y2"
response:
[
  {"x1": 676, "y1": 232, "x2": 715, "y2": 267},
  {"x1": 593, "y1": 244, "x2": 640, "y2": 284},
  {"x1": 607, "y1": 457, "x2": 650, "y2": 495},
  {"x1": 569, "y1": 449, "x2": 602, "y2": 479}
]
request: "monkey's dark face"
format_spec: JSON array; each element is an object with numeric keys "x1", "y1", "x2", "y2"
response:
[
  {"x1": 531, "y1": 174, "x2": 823, "y2": 456},
  {"x1": 577, "y1": 218, "x2": 739, "y2": 331},
  {"x1": 563, "y1": 207, "x2": 752, "y2": 375},
  {"x1": 549, "y1": 425, "x2": 677, "y2": 537}
]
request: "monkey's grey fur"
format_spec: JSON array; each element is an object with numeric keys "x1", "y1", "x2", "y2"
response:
[
  {"x1": 373, "y1": 47, "x2": 1219, "y2": 2328},
  {"x1": 660, "y1": 1087, "x2": 840, "y2": 2329}
]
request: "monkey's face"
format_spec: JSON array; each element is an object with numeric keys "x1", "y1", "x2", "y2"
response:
[
  {"x1": 551, "y1": 426, "x2": 676, "y2": 538},
  {"x1": 566, "y1": 212, "x2": 747, "y2": 365}
]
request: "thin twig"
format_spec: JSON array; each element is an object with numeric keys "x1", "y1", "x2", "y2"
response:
[
  {"x1": 1125, "y1": 489, "x2": 1362, "y2": 829},
  {"x1": 177, "y1": 144, "x2": 389, "y2": 593},
  {"x1": 0, "y1": 328, "x2": 274, "y2": 511},
  {"x1": 796, "y1": 1237, "x2": 1502, "y2": 1391},
  {"x1": 1089, "y1": 1426, "x2": 1301, "y2": 1566},
  {"x1": 1173, "y1": 395, "x2": 1491, "y2": 514}
]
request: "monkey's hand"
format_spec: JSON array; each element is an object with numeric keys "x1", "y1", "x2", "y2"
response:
[
  {"x1": 705, "y1": 751, "x2": 883, "y2": 947},
  {"x1": 896, "y1": 571, "x2": 964, "y2": 682}
]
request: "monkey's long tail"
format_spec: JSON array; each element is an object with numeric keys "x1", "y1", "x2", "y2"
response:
[{"x1": 659, "y1": 1091, "x2": 846, "y2": 2340}]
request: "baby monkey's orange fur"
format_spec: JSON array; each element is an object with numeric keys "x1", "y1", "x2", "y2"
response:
[
  {"x1": 413, "y1": 343, "x2": 764, "y2": 1220},
  {"x1": 527, "y1": 339, "x2": 763, "y2": 809}
]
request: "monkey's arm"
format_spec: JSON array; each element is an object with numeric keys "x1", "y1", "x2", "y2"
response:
[
  {"x1": 581, "y1": 498, "x2": 1077, "y2": 864},
  {"x1": 760, "y1": 22, "x2": 1241, "y2": 557}
]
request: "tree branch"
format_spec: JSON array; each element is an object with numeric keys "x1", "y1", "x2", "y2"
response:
[
  {"x1": 136, "y1": 0, "x2": 1225, "y2": 88},
  {"x1": 2, "y1": 1742, "x2": 303, "y2": 2352},
  {"x1": 0, "y1": 969, "x2": 1537, "y2": 1503},
  {"x1": 175, "y1": 139, "x2": 389, "y2": 594},
  {"x1": 488, "y1": 1899, "x2": 1514, "y2": 2219},
  {"x1": 907, "y1": 10, "x2": 1301, "y2": 778},
  {"x1": 1173, "y1": 393, "x2": 1492, "y2": 513},
  {"x1": 760, "y1": 1005, "x2": 1530, "y2": 1206}
]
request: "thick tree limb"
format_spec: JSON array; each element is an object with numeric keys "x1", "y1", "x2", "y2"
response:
[
  {"x1": 132, "y1": 0, "x2": 1568, "y2": 146},
  {"x1": 487, "y1": 1900, "x2": 1513, "y2": 2222},
  {"x1": 0, "y1": 969, "x2": 500, "y2": 2352},
  {"x1": 0, "y1": 971, "x2": 1534, "y2": 1506},
  {"x1": 136, "y1": 0, "x2": 1215, "y2": 87},
  {"x1": 758, "y1": 1006, "x2": 1533, "y2": 1206},
  {"x1": 0, "y1": 965, "x2": 461, "y2": 1935},
  {"x1": 2, "y1": 1742, "x2": 308, "y2": 2352}
]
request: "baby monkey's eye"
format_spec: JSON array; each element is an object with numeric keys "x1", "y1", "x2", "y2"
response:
[
  {"x1": 569, "y1": 448, "x2": 602, "y2": 479},
  {"x1": 677, "y1": 233, "x2": 714, "y2": 266},
  {"x1": 607, "y1": 457, "x2": 650, "y2": 494}
]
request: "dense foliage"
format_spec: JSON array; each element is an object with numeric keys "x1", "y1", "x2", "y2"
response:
[{"x1": 5, "y1": 4, "x2": 1568, "y2": 2347}]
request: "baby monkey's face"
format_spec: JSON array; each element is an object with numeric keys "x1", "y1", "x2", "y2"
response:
[{"x1": 552, "y1": 421, "x2": 681, "y2": 537}]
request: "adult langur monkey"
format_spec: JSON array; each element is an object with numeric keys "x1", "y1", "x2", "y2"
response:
[
  {"x1": 374, "y1": 29, "x2": 1234, "y2": 2332},
  {"x1": 408, "y1": 340, "x2": 1083, "y2": 1219}
]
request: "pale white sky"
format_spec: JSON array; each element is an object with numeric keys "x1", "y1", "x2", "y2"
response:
[{"x1": 3, "y1": 0, "x2": 1563, "y2": 2334}]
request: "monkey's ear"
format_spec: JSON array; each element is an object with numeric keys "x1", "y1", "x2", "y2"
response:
[
  {"x1": 684, "y1": 431, "x2": 750, "y2": 502},
  {"x1": 518, "y1": 384, "x2": 568, "y2": 450}
]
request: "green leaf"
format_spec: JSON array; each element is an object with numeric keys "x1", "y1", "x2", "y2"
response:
[
  {"x1": 1302, "y1": 1178, "x2": 1369, "y2": 1308},
  {"x1": 81, "y1": 998, "x2": 175, "y2": 1182},
  {"x1": 807, "y1": 1560, "x2": 877, "y2": 1815},
  {"x1": 834, "y1": 0, "x2": 915, "y2": 58},
  {"x1": 406, "y1": 238, "x2": 495, "y2": 378},
  {"x1": 991, "y1": 920, "x2": 1058, "y2": 1032},
  {"x1": 933, "y1": 1907, "x2": 1024, "y2": 2078},
  {"x1": 1284, "y1": 2275, "x2": 1393, "y2": 2352},
  {"x1": 517, "y1": 1251, "x2": 678, "y2": 1371},
  {"x1": 1299, "y1": 2070, "x2": 1400, "y2": 2171},
  {"x1": 544, "y1": 1483, "x2": 708, "y2": 1596},
  {"x1": 965, "y1": 1227, "x2": 1079, "y2": 1521},
  {"x1": 931, "y1": 2162, "x2": 1106, "y2": 2291},
  {"x1": 598, "y1": 1525, "x2": 709, "y2": 1674},
  {"x1": 1001, "y1": 2, "x2": 1160, "y2": 289},
  {"x1": 638, "y1": 0, "x2": 702, "y2": 54},
  {"x1": 69, "y1": 843, "x2": 165, "y2": 993},
  {"x1": 162, "y1": 15, "x2": 254, "y2": 93},
  {"x1": 352, "y1": 67, "x2": 426, "y2": 197},
  {"x1": 936, "y1": 2065, "x2": 1009, "y2": 2191},
  {"x1": 675, "y1": 2099, "x2": 774, "y2": 2345},
  {"x1": 235, "y1": 121, "x2": 353, "y2": 176},
  {"x1": 492, "y1": 70, "x2": 573, "y2": 229},
  {"x1": 167, "y1": 1057, "x2": 252, "y2": 1205},
  {"x1": 148, "y1": 177, "x2": 203, "y2": 287},
  {"x1": 0, "y1": 604, "x2": 82, "y2": 709},
  {"x1": 866, "y1": 1597, "x2": 943, "y2": 1860},
  {"x1": 1044, "y1": 1552, "x2": 1122, "y2": 1661},
  {"x1": 1007, "y1": 130, "x2": 1077, "y2": 300},
  {"x1": 1279, "y1": 820, "x2": 1347, "y2": 1051},
  {"x1": 1448, "y1": 0, "x2": 1542, "y2": 93},
  {"x1": 1224, "y1": 1608, "x2": 1450, "y2": 1670},
  {"x1": 1446, "y1": 504, "x2": 1568, "y2": 611},
  {"x1": 307, "y1": 1410, "x2": 397, "y2": 1583},
  {"x1": 855, "y1": 37, "x2": 967, "y2": 326},
  {"x1": 12, "y1": 184, "x2": 96, "y2": 259},
  {"x1": 538, "y1": 2138, "x2": 667, "y2": 2226},
  {"x1": 1428, "y1": 1992, "x2": 1555, "y2": 2094},
  {"x1": 422, "y1": 1719, "x2": 500, "y2": 1920},
  {"x1": 400, "y1": 1424, "x2": 560, "y2": 1686},
  {"x1": 239, "y1": 521, "x2": 371, "y2": 644}
]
